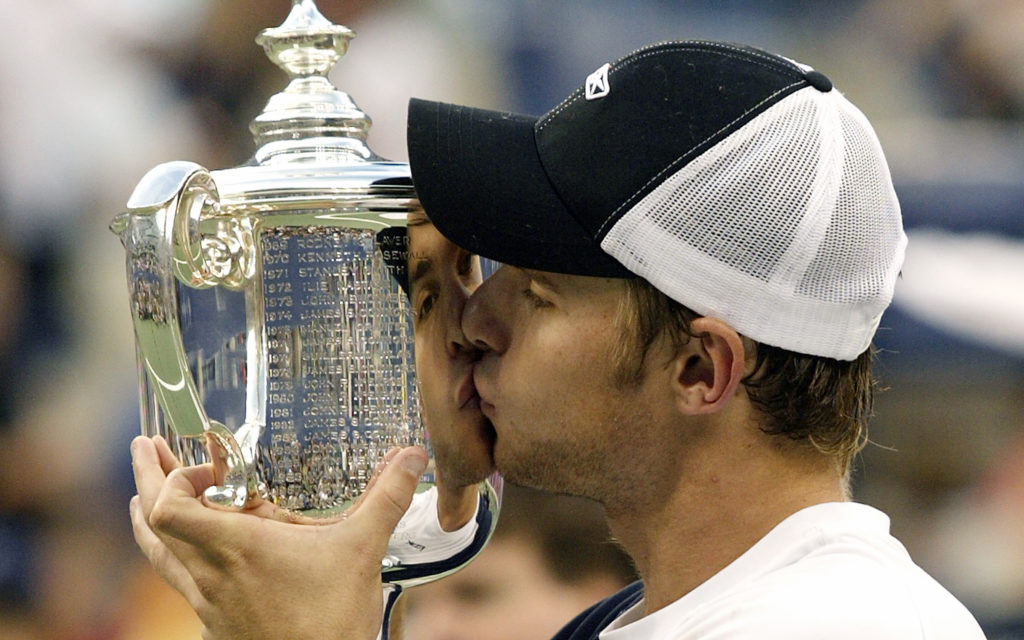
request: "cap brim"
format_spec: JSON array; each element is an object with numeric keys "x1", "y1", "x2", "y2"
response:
[{"x1": 407, "y1": 98, "x2": 632, "y2": 277}]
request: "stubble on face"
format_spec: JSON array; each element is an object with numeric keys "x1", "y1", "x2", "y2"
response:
[
  {"x1": 480, "y1": 273, "x2": 670, "y2": 509},
  {"x1": 430, "y1": 415, "x2": 496, "y2": 489},
  {"x1": 408, "y1": 217, "x2": 496, "y2": 489}
]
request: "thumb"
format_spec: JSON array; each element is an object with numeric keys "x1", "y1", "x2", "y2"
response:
[{"x1": 349, "y1": 447, "x2": 428, "y2": 542}]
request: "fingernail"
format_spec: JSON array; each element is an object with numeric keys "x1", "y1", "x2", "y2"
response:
[{"x1": 400, "y1": 452, "x2": 428, "y2": 478}]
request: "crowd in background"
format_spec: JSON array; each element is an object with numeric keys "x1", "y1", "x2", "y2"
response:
[{"x1": 0, "y1": 1, "x2": 1021, "y2": 638}]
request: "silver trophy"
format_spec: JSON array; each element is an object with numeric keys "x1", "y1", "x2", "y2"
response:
[{"x1": 110, "y1": 0, "x2": 499, "y2": 598}]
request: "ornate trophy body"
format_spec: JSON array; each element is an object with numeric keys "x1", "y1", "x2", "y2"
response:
[{"x1": 110, "y1": 0, "x2": 500, "y2": 603}]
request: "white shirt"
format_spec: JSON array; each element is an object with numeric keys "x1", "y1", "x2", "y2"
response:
[
  {"x1": 388, "y1": 488, "x2": 481, "y2": 564},
  {"x1": 600, "y1": 502, "x2": 986, "y2": 639}
]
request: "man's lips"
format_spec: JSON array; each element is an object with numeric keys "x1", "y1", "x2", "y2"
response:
[
  {"x1": 470, "y1": 366, "x2": 495, "y2": 417},
  {"x1": 478, "y1": 398, "x2": 495, "y2": 418},
  {"x1": 455, "y1": 374, "x2": 480, "y2": 410}
]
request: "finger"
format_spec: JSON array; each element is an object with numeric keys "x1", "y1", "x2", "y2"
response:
[
  {"x1": 153, "y1": 435, "x2": 183, "y2": 474},
  {"x1": 148, "y1": 464, "x2": 226, "y2": 547},
  {"x1": 348, "y1": 447, "x2": 428, "y2": 543},
  {"x1": 132, "y1": 436, "x2": 169, "y2": 518},
  {"x1": 345, "y1": 447, "x2": 402, "y2": 519},
  {"x1": 130, "y1": 495, "x2": 208, "y2": 613},
  {"x1": 362, "y1": 447, "x2": 401, "y2": 499},
  {"x1": 171, "y1": 463, "x2": 219, "y2": 500}
]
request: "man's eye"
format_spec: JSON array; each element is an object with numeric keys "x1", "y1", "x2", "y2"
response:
[
  {"x1": 521, "y1": 286, "x2": 551, "y2": 308},
  {"x1": 416, "y1": 293, "x2": 437, "y2": 320}
]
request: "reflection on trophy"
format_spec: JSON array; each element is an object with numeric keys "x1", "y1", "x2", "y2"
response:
[{"x1": 110, "y1": 0, "x2": 499, "y2": 593}]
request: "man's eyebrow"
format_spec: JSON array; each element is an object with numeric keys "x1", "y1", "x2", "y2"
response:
[
  {"x1": 408, "y1": 255, "x2": 434, "y2": 289},
  {"x1": 522, "y1": 268, "x2": 560, "y2": 293}
]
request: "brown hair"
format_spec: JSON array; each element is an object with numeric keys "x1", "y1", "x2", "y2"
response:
[{"x1": 613, "y1": 278, "x2": 875, "y2": 477}]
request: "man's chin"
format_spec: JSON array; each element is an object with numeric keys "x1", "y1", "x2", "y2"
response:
[
  {"x1": 490, "y1": 442, "x2": 567, "y2": 496},
  {"x1": 490, "y1": 440, "x2": 522, "y2": 485},
  {"x1": 470, "y1": 416, "x2": 498, "y2": 474},
  {"x1": 435, "y1": 421, "x2": 497, "y2": 487},
  {"x1": 437, "y1": 459, "x2": 496, "y2": 489}
]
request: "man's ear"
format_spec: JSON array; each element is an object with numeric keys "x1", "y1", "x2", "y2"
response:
[{"x1": 671, "y1": 317, "x2": 747, "y2": 415}]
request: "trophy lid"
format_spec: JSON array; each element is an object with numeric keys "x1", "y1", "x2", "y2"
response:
[{"x1": 211, "y1": 0, "x2": 414, "y2": 213}]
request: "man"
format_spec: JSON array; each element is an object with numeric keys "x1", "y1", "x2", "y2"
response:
[
  {"x1": 401, "y1": 211, "x2": 496, "y2": 532},
  {"x1": 131, "y1": 40, "x2": 986, "y2": 638},
  {"x1": 405, "y1": 39, "x2": 984, "y2": 638},
  {"x1": 129, "y1": 213, "x2": 494, "y2": 639}
]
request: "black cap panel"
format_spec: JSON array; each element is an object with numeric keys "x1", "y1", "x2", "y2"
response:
[
  {"x1": 406, "y1": 42, "x2": 833, "y2": 280},
  {"x1": 536, "y1": 42, "x2": 812, "y2": 241},
  {"x1": 407, "y1": 98, "x2": 632, "y2": 277}
]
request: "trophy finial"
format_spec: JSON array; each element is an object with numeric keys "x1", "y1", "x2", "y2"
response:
[
  {"x1": 256, "y1": 0, "x2": 353, "y2": 79},
  {"x1": 250, "y1": 0, "x2": 373, "y2": 157}
]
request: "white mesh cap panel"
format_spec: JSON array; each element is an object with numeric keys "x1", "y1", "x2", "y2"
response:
[
  {"x1": 797, "y1": 102, "x2": 905, "y2": 306},
  {"x1": 601, "y1": 87, "x2": 906, "y2": 360}
]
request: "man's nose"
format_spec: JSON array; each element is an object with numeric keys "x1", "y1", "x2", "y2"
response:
[
  {"x1": 461, "y1": 266, "x2": 511, "y2": 355},
  {"x1": 444, "y1": 280, "x2": 476, "y2": 358}
]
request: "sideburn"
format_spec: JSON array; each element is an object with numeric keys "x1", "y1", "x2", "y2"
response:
[{"x1": 611, "y1": 279, "x2": 700, "y2": 389}]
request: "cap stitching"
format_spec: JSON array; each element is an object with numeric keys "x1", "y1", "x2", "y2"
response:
[
  {"x1": 685, "y1": 40, "x2": 806, "y2": 76},
  {"x1": 537, "y1": 87, "x2": 585, "y2": 133},
  {"x1": 537, "y1": 42, "x2": 804, "y2": 134},
  {"x1": 626, "y1": 39, "x2": 807, "y2": 77},
  {"x1": 594, "y1": 80, "x2": 806, "y2": 237}
]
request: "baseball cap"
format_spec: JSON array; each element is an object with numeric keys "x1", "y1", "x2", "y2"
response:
[{"x1": 406, "y1": 40, "x2": 906, "y2": 361}]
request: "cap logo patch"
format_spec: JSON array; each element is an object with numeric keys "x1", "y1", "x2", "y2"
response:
[{"x1": 585, "y1": 63, "x2": 611, "y2": 100}]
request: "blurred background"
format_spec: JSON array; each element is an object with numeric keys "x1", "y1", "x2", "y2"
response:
[{"x1": 0, "y1": 0, "x2": 1021, "y2": 638}]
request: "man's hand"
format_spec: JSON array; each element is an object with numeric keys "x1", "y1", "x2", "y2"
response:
[{"x1": 129, "y1": 435, "x2": 428, "y2": 640}]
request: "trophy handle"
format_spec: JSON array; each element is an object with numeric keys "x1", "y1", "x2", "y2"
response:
[{"x1": 120, "y1": 161, "x2": 259, "y2": 507}]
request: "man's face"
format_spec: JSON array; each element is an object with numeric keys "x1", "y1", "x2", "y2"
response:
[
  {"x1": 408, "y1": 215, "x2": 495, "y2": 488},
  {"x1": 461, "y1": 266, "x2": 672, "y2": 504}
]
